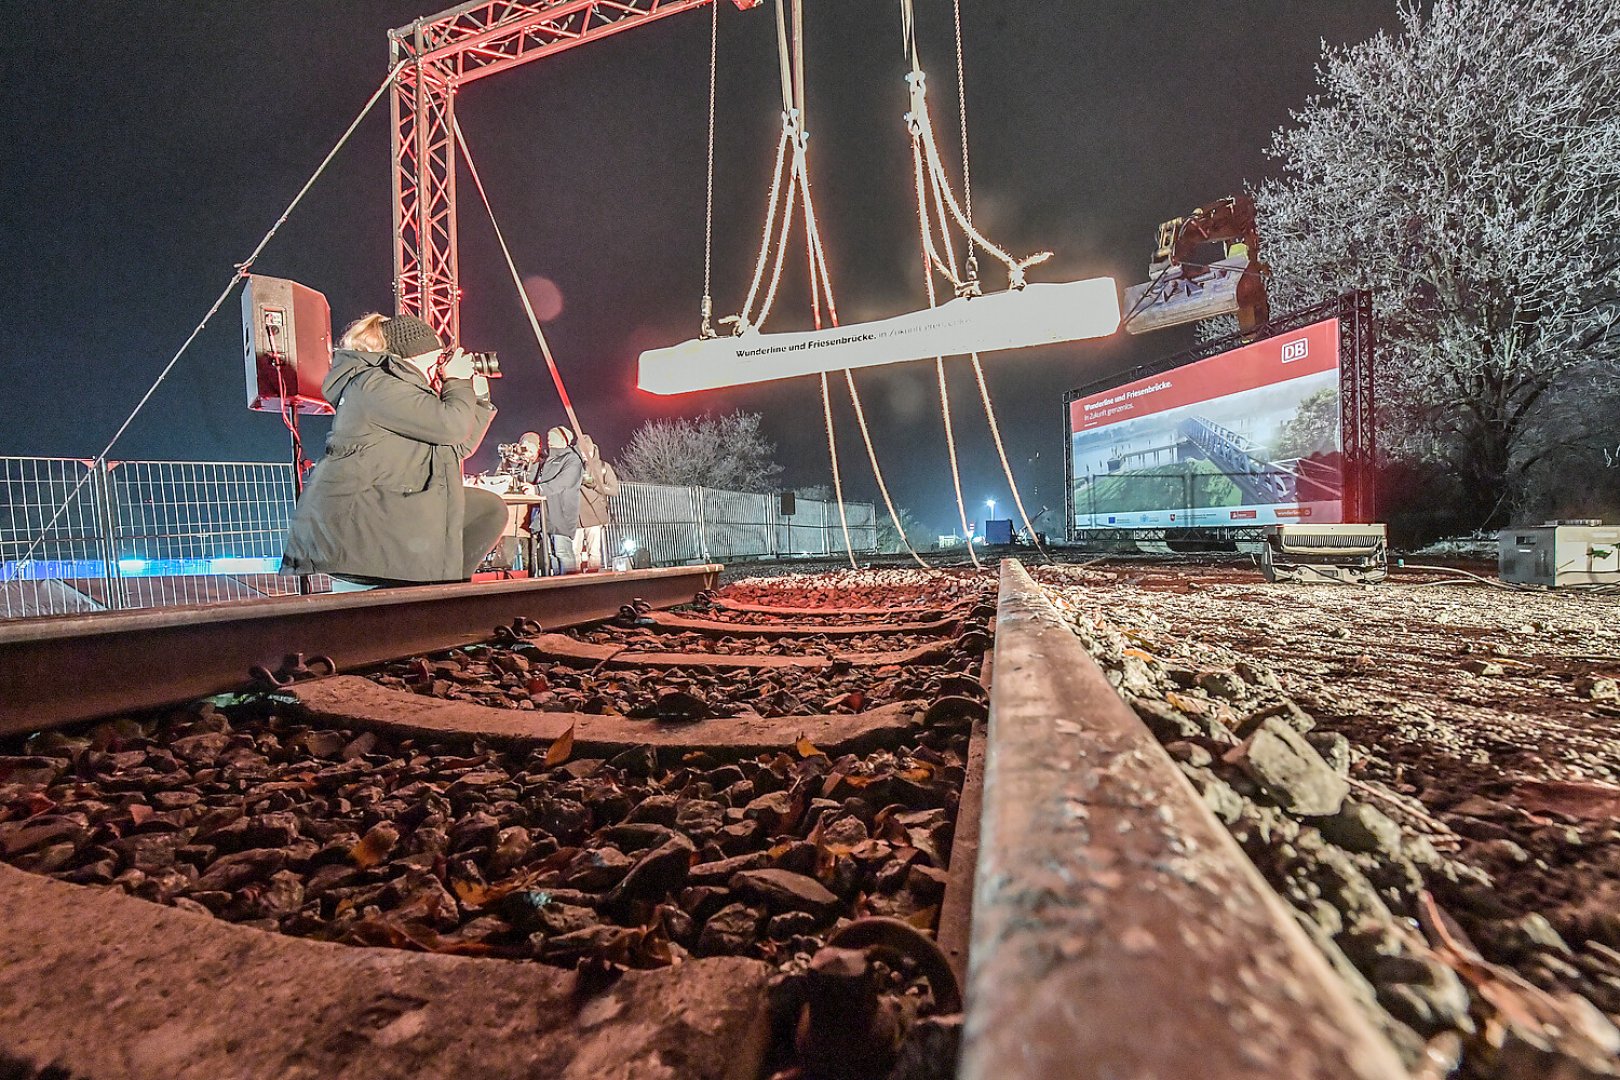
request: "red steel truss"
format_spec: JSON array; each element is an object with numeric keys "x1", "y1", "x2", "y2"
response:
[{"x1": 389, "y1": 1, "x2": 731, "y2": 341}]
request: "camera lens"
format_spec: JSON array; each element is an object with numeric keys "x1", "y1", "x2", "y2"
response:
[{"x1": 469, "y1": 352, "x2": 501, "y2": 378}]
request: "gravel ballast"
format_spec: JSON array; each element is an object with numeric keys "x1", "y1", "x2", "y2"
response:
[{"x1": 1036, "y1": 559, "x2": 1620, "y2": 1079}]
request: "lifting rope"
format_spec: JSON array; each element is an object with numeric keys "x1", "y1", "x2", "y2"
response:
[
  {"x1": 452, "y1": 117, "x2": 583, "y2": 438},
  {"x1": 952, "y1": 0, "x2": 974, "y2": 273},
  {"x1": 902, "y1": 0, "x2": 1051, "y2": 561},
  {"x1": 900, "y1": 16, "x2": 976, "y2": 568},
  {"x1": 704, "y1": 0, "x2": 1067, "y2": 570},
  {"x1": 713, "y1": 0, "x2": 926, "y2": 569},
  {"x1": 10, "y1": 60, "x2": 405, "y2": 578},
  {"x1": 910, "y1": 131, "x2": 980, "y2": 571},
  {"x1": 901, "y1": 3, "x2": 1049, "y2": 296},
  {"x1": 700, "y1": 0, "x2": 719, "y2": 339},
  {"x1": 789, "y1": 0, "x2": 926, "y2": 570},
  {"x1": 799, "y1": 95, "x2": 927, "y2": 570},
  {"x1": 945, "y1": 1, "x2": 1051, "y2": 562},
  {"x1": 778, "y1": 0, "x2": 856, "y2": 570}
]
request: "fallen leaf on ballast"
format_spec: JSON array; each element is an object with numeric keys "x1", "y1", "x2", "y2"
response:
[
  {"x1": 349, "y1": 822, "x2": 399, "y2": 868},
  {"x1": 544, "y1": 724, "x2": 576, "y2": 768}
]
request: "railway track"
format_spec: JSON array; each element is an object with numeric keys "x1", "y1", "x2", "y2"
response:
[{"x1": 0, "y1": 561, "x2": 1406, "y2": 1079}]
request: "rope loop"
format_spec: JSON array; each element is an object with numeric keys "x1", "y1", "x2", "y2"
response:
[{"x1": 700, "y1": 294, "x2": 716, "y2": 339}]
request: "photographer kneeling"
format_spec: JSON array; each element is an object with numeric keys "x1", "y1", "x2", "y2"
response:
[{"x1": 282, "y1": 313, "x2": 507, "y2": 590}]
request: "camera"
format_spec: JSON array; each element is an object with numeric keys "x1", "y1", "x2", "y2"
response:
[{"x1": 467, "y1": 351, "x2": 501, "y2": 378}]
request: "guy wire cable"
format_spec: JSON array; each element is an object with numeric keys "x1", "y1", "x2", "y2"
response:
[{"x1": 453, "y1": 117, "x2": 582, "y2": 437}]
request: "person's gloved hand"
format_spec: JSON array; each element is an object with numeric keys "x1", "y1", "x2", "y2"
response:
[
  {"x1": 438, "y1": 347, "x2": 475, "y2": 380},
  {"x1": 437, "y1": 348, "x2": 491, "y2": 399}
]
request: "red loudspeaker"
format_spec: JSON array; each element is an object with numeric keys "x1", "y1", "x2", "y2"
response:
[{"x1": 242, "y1": 274, "x2": 335, "y2": 414}]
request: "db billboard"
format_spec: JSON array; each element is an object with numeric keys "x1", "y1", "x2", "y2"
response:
[{"x1": 1066, "y1": 317, "x2": 1344, "y2": 531}]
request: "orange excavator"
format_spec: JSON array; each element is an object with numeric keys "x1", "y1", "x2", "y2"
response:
[{"x1": 1121, "y1": 195, "x2": 1270, "y2": 334}]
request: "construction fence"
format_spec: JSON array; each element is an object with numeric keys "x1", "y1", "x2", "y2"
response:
[{"x1": 0, "y1": 457, "x2": 877, "y2": 620}]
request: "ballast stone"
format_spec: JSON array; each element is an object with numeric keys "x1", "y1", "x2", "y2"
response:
[
  {"x1": 1227, "y1": 715, "x2": 1348, "y2": 816},
  {"x1": 729, "y1": 868, "x2": 838, "y2": 916},
  {"x1": 1319, "y1": 802, "x2": 1404, "y2": 859}
]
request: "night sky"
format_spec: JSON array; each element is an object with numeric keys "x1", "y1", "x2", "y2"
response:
[{"x1": 1, "y1": 2, "x2": 1400, "y2": 535}]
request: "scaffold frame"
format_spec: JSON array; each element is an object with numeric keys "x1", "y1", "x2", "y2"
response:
[
  {"x1": 1060, "y1": 291, "x2": 1378, "y2": 540},
  {"x1": 388, "y1": 0, "x2": 730, "y2": 342}
]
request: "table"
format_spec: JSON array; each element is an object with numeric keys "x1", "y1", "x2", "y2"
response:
[{"x1": 499, "y1": 493, "x2": 547, "y2": 576}]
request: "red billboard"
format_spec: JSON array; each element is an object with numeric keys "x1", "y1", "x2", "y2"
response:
[{"x1": 1068, "y1": 317, "x2": 1344, "y2": 530}]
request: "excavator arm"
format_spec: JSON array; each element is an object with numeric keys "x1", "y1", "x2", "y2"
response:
[{"x1": 1125, "y1": 195, "x2": 1270, "y2": 334}]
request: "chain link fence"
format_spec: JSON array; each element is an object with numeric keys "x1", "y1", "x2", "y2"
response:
[{"x1": 1, "y1": 459, "x2": 876, "y2": 620}]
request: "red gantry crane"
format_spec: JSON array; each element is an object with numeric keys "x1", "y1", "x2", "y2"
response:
[{"x1": 389, "y1": 0, "x2": 763, "y2": 345}]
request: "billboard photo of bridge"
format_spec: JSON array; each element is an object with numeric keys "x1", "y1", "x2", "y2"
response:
[{"x1": 1067, "y1": 316, "x2": 1344, "y2": 531}]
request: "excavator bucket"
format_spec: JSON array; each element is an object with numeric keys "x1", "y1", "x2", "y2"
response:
[{"x1": 1121, "y1": 256, "x2": 1265, "y2": 334}]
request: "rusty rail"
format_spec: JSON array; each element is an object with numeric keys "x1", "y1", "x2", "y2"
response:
[
  {"x1": 959, "y1": 560, "x2": 1407, "y2": 1080},
  {"x1": 0, "y1": 566, "x2": 717, "y2": 734}
]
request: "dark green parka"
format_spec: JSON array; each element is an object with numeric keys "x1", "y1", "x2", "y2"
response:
[{"x1": 281, "y1": 350, "x2": 496, "y2": 583}]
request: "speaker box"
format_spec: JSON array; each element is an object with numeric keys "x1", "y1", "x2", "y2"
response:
[
  {"x1": 779, "y1": 491, "x2": 796, "y2": 516},
  {"x1": 243, "y1": 274, "x2": 335, "y2": 414}
]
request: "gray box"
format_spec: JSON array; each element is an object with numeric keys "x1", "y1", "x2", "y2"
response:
[{"x1": 1498, "y1": 524, "x2": 1620, "y2": 586}]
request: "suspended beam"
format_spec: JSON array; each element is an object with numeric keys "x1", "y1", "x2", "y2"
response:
[{"x1": 639, "y1": 279, "x2": 1121, "y2": 395}]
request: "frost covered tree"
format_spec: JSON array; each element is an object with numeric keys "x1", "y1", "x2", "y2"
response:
[
  {"x1": 1253, "y1": 0, "x2": 1620, "y2": 525},
  {"x1": 617, "y1": 410, "x2": 784, "y2": 493}
]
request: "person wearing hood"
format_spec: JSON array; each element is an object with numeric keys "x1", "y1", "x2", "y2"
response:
[
  {"x1": 281, "y1": 313, "x2": 506, "y2": 589},
  {"x1": 528, "y1": 425, "x2": 585, "y2": 574}
]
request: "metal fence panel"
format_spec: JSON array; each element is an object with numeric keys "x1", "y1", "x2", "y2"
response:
[
  {"x1": 604, "y1": 482, "x2": 703, "y2": 566},
  {"x1": 844, "y1": 501, "x2": 878, "y2": 553},
  {"x1": 0, "y1": 457, "x2": 108, "y2": 619},
  {"x1": 777, "y1": 497, "x2": 827, "y2": 556},
  {"x1": 1, "y1": 459, "x2": 878, "y2": 619},
  {"x1": 107, "y1": 461, "x2": 305, "y2": 608},
  {"x1": 699, "y1": 488, "x2": 773, "y2": 560},
  {"x1": 802, "y1": 498, "x2": 880, "y2": 557}
]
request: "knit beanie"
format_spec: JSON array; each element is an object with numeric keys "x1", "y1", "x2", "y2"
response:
[{"x1": 381, "y1": 314, "x2": 444, "y2": 359}]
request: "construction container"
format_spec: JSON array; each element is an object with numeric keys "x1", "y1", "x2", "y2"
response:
[{"x1": 1498, "y1": 523, "x2": 1619, "y2": 587}]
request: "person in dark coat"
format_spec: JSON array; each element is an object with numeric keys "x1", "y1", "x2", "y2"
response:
[
  {"x1": 281, "y1": 313, "x2": 507, "y2": 588},
  {"x1": 528, "y1": 426, "x2": 585, "y2": 574}
]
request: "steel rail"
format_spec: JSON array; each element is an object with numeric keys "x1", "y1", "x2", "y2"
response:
[
  {"x1": 960, "y1": 559, "x2": 1407, "y2": 1080},
  {"x1": 0, "y1": 566, "x2": 717, "y2": 735}
]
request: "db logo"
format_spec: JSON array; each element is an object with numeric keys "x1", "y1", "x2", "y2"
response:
[{"x1": 1280, "y1": 338, "x2": 1309, "y2": 363}]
